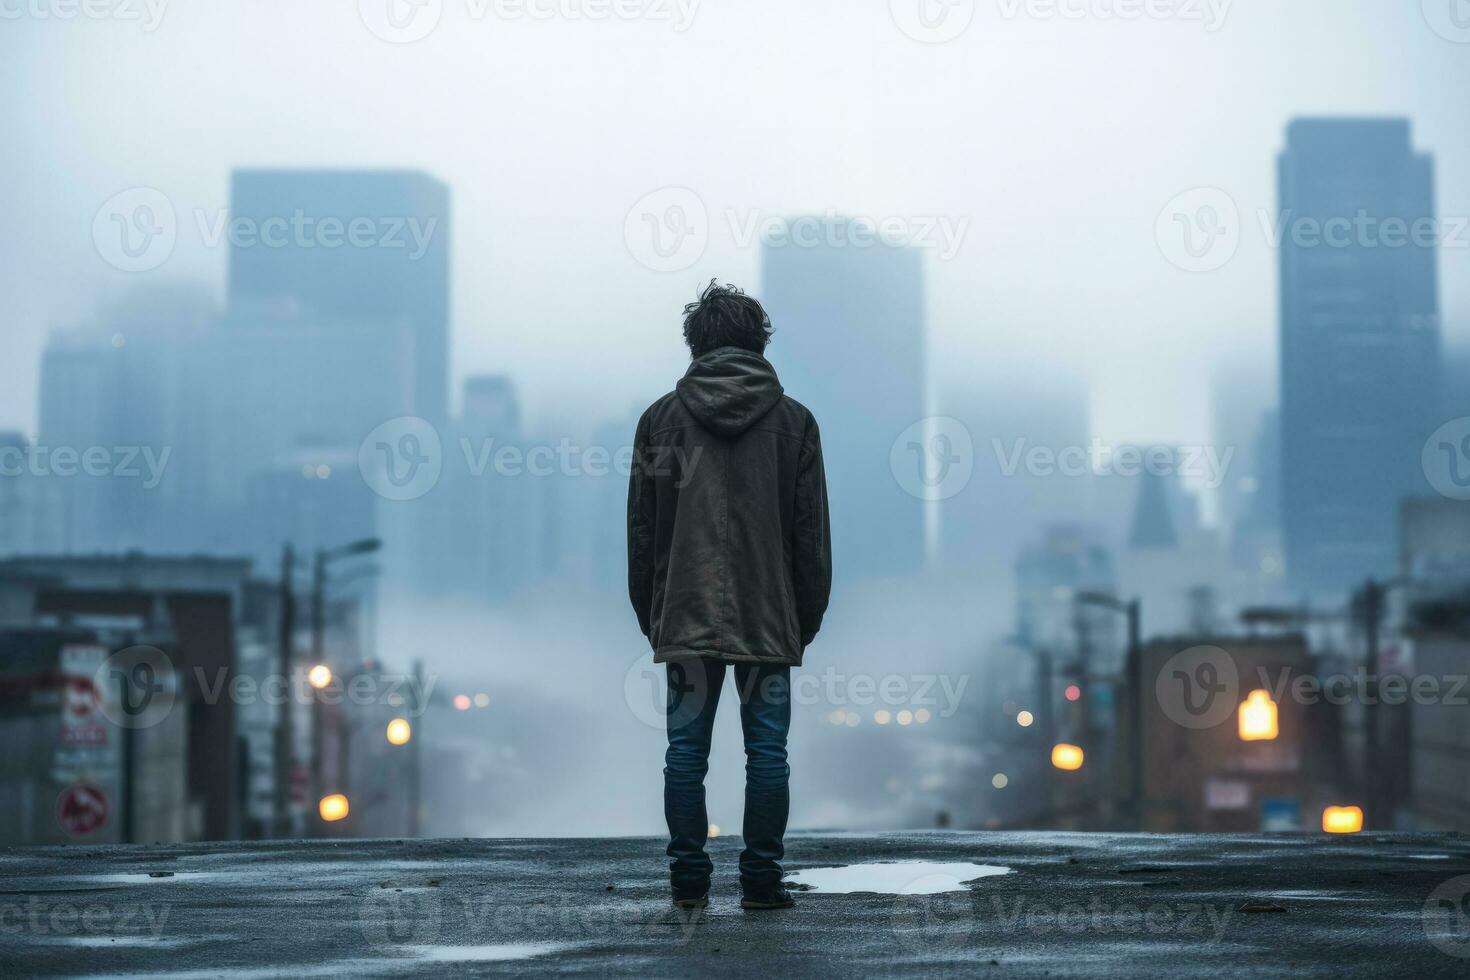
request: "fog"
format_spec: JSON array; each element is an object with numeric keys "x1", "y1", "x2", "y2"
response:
[
  {"x1": 6, "y1": 2, "x2": 1469, "y2": 441},
  {"x1": 3, "y1": 2, "x2": 1468, "y2": 841}
]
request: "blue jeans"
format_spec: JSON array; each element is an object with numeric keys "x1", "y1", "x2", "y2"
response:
[{"x1": 664, "y1": 659, "x2": 790, "y2": 895}]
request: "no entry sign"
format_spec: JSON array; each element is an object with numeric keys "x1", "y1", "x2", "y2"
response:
[{"x1": 57, "y1": 782, "x2": 109, "y2": 838}]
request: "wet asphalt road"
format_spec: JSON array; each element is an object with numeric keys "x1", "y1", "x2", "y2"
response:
[{"x1": 3, "y1": 831, "x2": 1470, "y2": 978}]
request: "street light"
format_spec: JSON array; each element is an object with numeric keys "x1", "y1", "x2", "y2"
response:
[
  {"x1": 385, "y1": 718, "x2": 412, "y2": 746},
  {"x1": 1322, "y1": 805, "x2": 1364, "y2": 834},
  {"x1": 1238, "y1": 689, "x2": 1279, "y2": 741},
  {"x1": 318, "y1": 793, "x2": 350, "y2": 822},
  {"x1": 1051, "y1": 743, "x2": 1085, "y2": 771},
  {"x1": 307, "y1": 537, "x2": 383, "y2": 836}
]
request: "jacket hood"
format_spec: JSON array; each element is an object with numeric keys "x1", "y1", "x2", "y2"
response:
[{"x1": 676, "y1": 347, "x2": 784, "y2": 438}]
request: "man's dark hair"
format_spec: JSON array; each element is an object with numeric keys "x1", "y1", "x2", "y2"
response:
[{"x1": 681, "y1": 280, "x2": 773, "y2": 357}]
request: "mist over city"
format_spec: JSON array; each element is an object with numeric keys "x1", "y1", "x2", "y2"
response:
[{"x1": 5, "y1": 3, "x2": 1470, "y2": 976}]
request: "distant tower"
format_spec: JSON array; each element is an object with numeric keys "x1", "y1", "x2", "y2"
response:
[
  {"x1": 460, "y1": 375, "x2": 521, "y2": 437},
  {"x1": 760, "y1": 222, "x2": 926, "y2": 582},
  {"x1": 1278, "y1": 119, "x2": 1442, "y2": 594},
  {"x1": 227, "y1": 169, "x2": 451, "y2": 424},
  {"x1": 1128, "y1": 471, "x2": 1179, "y2": 551}
]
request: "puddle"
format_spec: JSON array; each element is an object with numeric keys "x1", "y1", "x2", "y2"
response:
[
  {"x1": 70, "y1": 946, "x2": 570, "y2": 980},
  {"x1": 412, "y1": 943, "x2": 569, "y2": 962},
  {"x1": 27, "y1": 936, "x2": 196, "y2": 948},
  {"x1": 785, "y1": 862, "x2": 1012, "y2": 895}
]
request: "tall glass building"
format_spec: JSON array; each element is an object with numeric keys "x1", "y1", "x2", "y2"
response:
[
  {"x1": 1278, "y1": 119, "x2": 1441, "y2": 594},
  {"x1": 760, "y1": 222, "x2": 926, "y2": 583}
]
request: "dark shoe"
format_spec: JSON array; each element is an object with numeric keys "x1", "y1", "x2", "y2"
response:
[
  {"x1": 672, "y1": 890, "x2": 709, "y2": 910},
  {"x1": 740, "y1": 884, "x2": 795, "y2": 910}
]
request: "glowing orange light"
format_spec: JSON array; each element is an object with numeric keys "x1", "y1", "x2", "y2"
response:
[
  {"x1": 1238, "y1": 689, "x2": 1279, "y2": 741},
  {"x1": 318, "y1": 794, "x2": 349, "y2": 822},
  {"x1": 1051, "y1": 744, "x2": 1084, "y2": 771},
  {"x1": 385, "y1": 718, "x2": 412, "y2": 745},
  {"x1": 1322, "y1": 806, "x2": 1363, "y2": 834},
  {"x1": 307, "y1": 664, "x2": 332, "y2": 689}
]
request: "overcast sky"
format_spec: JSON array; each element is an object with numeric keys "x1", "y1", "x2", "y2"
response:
[{"x1": 4, "y1": 0, "x2": 1468, "y2": 443}]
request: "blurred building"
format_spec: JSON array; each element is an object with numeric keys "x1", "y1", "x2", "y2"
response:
[
  {"x1": 0, "y1": 430, "x2": 43, "y2": 557},
  {"x1": 1134, "y1": 636, "x2": 1340, "y2": 832},
  {"x1": 0, "y1": 551, "x2": 397, "y2": 844},
  {"x1": 1230, "y1": 411, "x2": 1284, "y2": 577},
  {"x1": 1209, "y1": 364, "x2": 1284, "y2": 577},
  {"x1": 1442, "y1": 341, "x2": 1470, "y2": 425},
  {"x1": 37, "y1": 288, "x2": 213, "y2": 555},
  {"x1": 937, "y1": 369, "x2": 1091, "y2": 583},
  {"x1": 1015, "y1": 524, "x2": 1118, "y2": 667},
  {"x1": 1117, "y1": 457, "x2": 1284, "y2": 637},
  {"x1": 0, "y1": 555, "x2": 250, "y2": 844},
  {"x1": 1406, "y1": 627, "x2": 1470, "y2": 831},
  {"x1": 1012, "y1": 525, "x2": 1120, "y2": 828},
  {"x1": 1396, "y1": 499, "x2": 1470, "y2": 830},
  {"x1": 409, "y1": 376, "x2": 560, "y2": 601},
  {"x1": 1278, "y1": 118, "x2": 1442, "y2": 594},
  {"x1": 761, "y1": 224, "x2": 926, "y2": 582},
  {"x1": 227, "y1": 168, "x2": 451, "y2": 425}
]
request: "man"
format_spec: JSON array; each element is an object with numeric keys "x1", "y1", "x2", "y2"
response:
[{"x1": 628, "y1": 280, "x2": 832, "y2": 911}]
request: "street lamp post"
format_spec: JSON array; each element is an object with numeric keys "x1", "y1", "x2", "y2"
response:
[
  {"x1": 275, "y1": 544, "x2": 296, "y2": 838},
  {"x1": 1076, "y1": 591, "x2": 1142, "y2": 830},
  {"x1": 409, "y1": 657, "x2": 424, "y2": 837},
  {"x1": 304, "y1": 537, "x2": 381, "y2": 838},
  {"x1": 1353, "y1": 576, "x2": 1411, "y2": 831}
]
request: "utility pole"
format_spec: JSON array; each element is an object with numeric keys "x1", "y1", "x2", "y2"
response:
[
  {"x1": 1357, "y1": 579, "x2": 1385, "y2": 830},
  {"x1": 309, "y1": 549, "x2": 326, "y2": 832},
  {"x1": 409, "y1": 658, "x2": 424, "y2": 837},
  {"x1": 1125, "y1": 598, "x2": 1142, "y2": 831},
  {"x1": 274, "y1": 544, "x2": 295, "y2": 838}
]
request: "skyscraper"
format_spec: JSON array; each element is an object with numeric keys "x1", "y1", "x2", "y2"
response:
[
  {"x1": 227, "y1": 169, "x2": 451, "y2": 423},
  {"x1": 1278, "y1": 119, "x2": 1442, "y2": 594},
  {"x1": 760, "y1": 224, "x2": 926, "y2": 582}
]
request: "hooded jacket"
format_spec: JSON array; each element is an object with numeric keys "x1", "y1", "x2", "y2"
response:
[{"x1": 628, "y1": 347, "x2": 831, "y2": 665}]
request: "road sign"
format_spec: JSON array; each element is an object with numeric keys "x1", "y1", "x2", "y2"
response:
[{"x1": 57, "y1": 782, "x2": 108, "y2": 837}]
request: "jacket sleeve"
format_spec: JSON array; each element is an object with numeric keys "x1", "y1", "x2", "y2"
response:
[
  {"x1": 793, "y1": 415, "x2": 832, "y2": 647},
  {"x1": 627, "y1": 412, "x2": 656, "y2": 638}
]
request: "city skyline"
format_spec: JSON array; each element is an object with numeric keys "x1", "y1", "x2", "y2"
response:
[{"x1": 5, "y1": 3, "x2": 1470, "y2": 446}]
